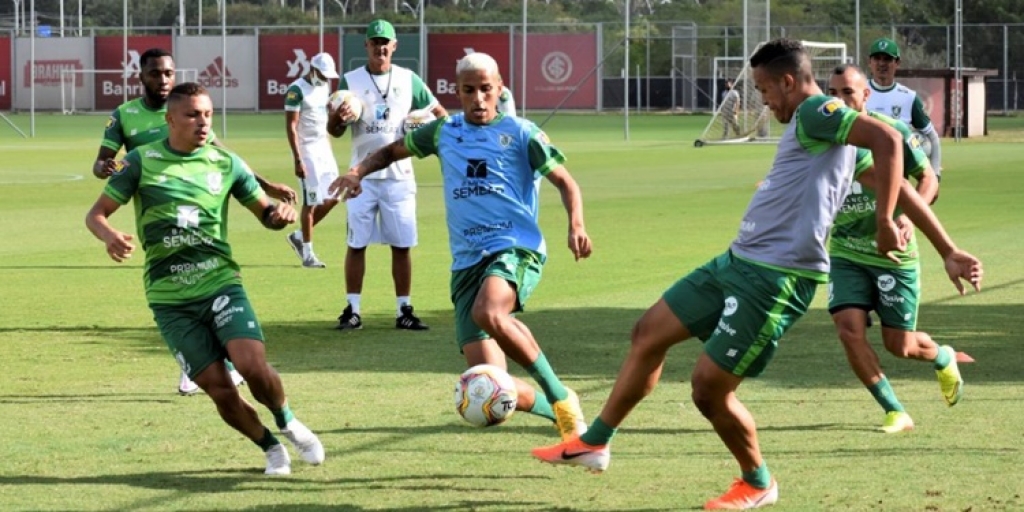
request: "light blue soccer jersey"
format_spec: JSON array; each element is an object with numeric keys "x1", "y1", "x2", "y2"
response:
[{"x1": 405, "y1": 113, "x2": 565, "y2": 270}]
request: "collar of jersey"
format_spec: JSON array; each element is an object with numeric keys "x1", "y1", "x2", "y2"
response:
[
  {"x1": 160, "y1": 139, "x2": 207, "y2": 158},
  {"x1": 364, "y1": 65, "x2": 392, "y2": 76},
  {"x1": 869, "y1": 79, "x2": 897, "y2": 92},
  {"x1": 463, "y1": 112, "x2": 505, "y2": 127}
]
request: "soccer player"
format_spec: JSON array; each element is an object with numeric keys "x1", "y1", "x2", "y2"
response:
[
  {"x1": 85, "y1": 82, "x2": 325, "y2": 476},
  {"x1": 327, "y1": 20, "x2": 447, "y2": 331},
  {"x1": 328, "y1": 52, "x2": 591, "y2": 442},
  {"x1": 866, "y1": 38, "x2": 943, "y2": 178},
  {"x1": 531, "y1": 39, "x2": 982, "y2": 510},
  {"x1": 828, "y1": 64, "x2": 965, "y2": 433},
  {"x1": 91, "y1": 47, "x2": 297, "y2": 396},
  {"x1": 284, "y1": 52, "x2": 342, "y2": 268}
]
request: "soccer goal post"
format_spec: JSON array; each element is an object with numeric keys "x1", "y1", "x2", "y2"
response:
[
  {"x1": 60, "y1": 69, "x2": 199, "y2": 115},
  {"x1": 695, "y1": 41, "x2": 848, "y2": 147}
]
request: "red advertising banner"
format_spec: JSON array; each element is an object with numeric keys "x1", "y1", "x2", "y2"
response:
[
  {"x1": 93, "y1": 36, "x2": 173, "y2": 111},
  {"x1": 258, "y1": 35, "x2": 341, "y2": 110},
  {"x1": 0, "y1": 37, "x2": 10, "y2": 110},
  {"x1": 517, "y1": 33, "x2": 597, "y2": 110},
  {"x1": 427, "y1": 34, "x2": 511, "y2": 110}
]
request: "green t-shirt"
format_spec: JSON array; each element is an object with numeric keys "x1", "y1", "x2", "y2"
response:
[
  {"x1": 830, "y1": 112, "x2": 929, "y2": 269},
  {"x1": 101, "y1": 98, "x2": 216, "y2": 153},
  {"x1": 103, "y1": 140, "x2": 264, "y2": 304}
]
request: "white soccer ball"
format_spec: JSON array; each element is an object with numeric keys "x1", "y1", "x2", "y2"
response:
[
  {"x1": 453, "y1": 364, "x2": 518, "y2": 427},
  {"x1": 910, "y1": 131, "x2": 933, "y2": 159},
  {"x1": 403, "y1": 108, "x2": 436, "y2": 135},
  {"x1": 328, "y1": 89, "x2": 364, "y2": 125}
]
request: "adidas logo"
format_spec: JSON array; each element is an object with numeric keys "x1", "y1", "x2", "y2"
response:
[{"x1": 198, "y1": 57, "x2": 240, "y2": 88}]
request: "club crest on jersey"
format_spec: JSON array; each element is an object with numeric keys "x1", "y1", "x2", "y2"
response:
[
  {"x1": 538, "y1": 131, "x2": 551, "y2": 144},
  {"x1": 818, "y1": 99, "x2": 843, "y2": 117},
  {"x1": 112, "y1": 160, "x2": 129, "y2": 174},
  {"x1": 207, "y1": 172, "x2": 223, "y2": 194},
  {"x1": 286, "y1": 91, "x2": 298, "y2": 102},
  {"x1": 891, "y1": 105, "x2": 902, "y2": 117},
  {"x1": 499, "y1": 133, "x2": 513, "y2": 148},
  {"x1": 105, "y1": 116, "x2": 116, "y2": 129}
]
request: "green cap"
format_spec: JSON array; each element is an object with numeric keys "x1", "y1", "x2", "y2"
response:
[
  {"x1": 869, "y1": 38, "x2": 900, "y2": 59},
  {"x1": 366, "y1": 19, "x2": 396, "y2": 41}
]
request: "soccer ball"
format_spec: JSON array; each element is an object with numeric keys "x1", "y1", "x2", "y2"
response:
[
  {"x1": 453, "y1": 364, "x2": 518, "y2": 427},
  {"x1": 403, "y1": 108, "x2": 436, "y2": 135},
  {"x1": 328, "y1": 89, "x2": 364, "y2": 125},
  {"x1": 910, "y1": 131, "x2": 933, "y2": 159}
]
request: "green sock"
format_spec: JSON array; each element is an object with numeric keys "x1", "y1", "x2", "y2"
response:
[
  {"x1": 272, "y1": 404, "x2": 295, "y2": 429},
  {"x1": 528, "y1": 397, "x2": 555, "y2": 421},
  {"x1": 933, "y1": 345, "x2": 952, "y2": 370},
  {"x1": 525, "y1": 352, "x2": 569, "y2": 403},
  {"x1": 868, "y1": 377, "x2": 905, "y2": 413},
  {"x1": 742, "y1": 462, "x2": 772, "y2": 489},
  {"x1": 254, "y1": 427, "x2": 280, "y2": 452},
  {"x1": 225, "y1": 360, "x2": 237, "y2": 372},
  {"x1": 580, "y1": 416, "x2": 617, "y2": 446}
]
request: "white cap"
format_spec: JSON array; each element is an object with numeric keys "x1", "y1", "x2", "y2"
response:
[{"x1": 310, "y1": 53, "x2": 339, "y2": 79}]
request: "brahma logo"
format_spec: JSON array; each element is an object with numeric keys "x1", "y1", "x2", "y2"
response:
[
  {"x1": 198, "y1": 57, "x2": 239, "y2": 88},
  {"x1": 176, "y1": 205, "x2": 201, "y2": 229},
  {"x1": 541, "y1": 51, "x2": 572, "y2": 85},
  {"x1": 23, "y1": 59, "x2": 82, "y2": 86},
  {"x1": 212, "y1": 295, "x2": 231, "y2": 313}
]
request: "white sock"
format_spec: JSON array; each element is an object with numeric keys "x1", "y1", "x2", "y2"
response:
[
  {"x1": 347, "y1": 294, "x2": 361, "y2": 314},
  {"x1": 302, "y1": 242, "x2": 313, "y2": 257},
  {"x1": 397, "y1": 296, "x2": 411, "y2": 316}
]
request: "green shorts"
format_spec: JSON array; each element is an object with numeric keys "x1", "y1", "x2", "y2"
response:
[
  {"x1": 149, "y1": 284, "x2": 265, "y2": 379},
  {"x1": 663, "y1": 251, "x2": 818, "y2": 378},
  {"x1": 450, "y1": 247, "x2": 545, "y2": 349},
  {"x1": 828, "y1": 256, "x2": 920, "y2": 331}
]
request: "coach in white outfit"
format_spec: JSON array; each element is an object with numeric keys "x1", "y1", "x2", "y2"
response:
[{"x1": 328, "y1": 19, "x2": 447, "y2": 331}]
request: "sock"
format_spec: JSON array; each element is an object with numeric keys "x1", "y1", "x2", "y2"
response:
[
  {"x1": 224, "y1": 360, "x2": 236, "y2": 372},
  {"x1": 933, "y1": 345, "x2": 952, "y2": 370},
  {"x1": 527, "y1": 396, "x2": 555, "y2": 421},
  {"x1": 525, "y1": 352, "x2": 568, "y2": 403},
  {"x1": 271, "y1": 403, "x2": 296, "y2": 429},
  {"x1": 742, "y1": 462, "x2": 772, "y2": 489},
  {"x1": 868, "y1": 376, "x2": 905, "y2": 413},
  {"x1": 302, "y1": 242, "x2": 313, "y2": 258},
  {"x1": 254, "y1": 427, "x2": 281, "y2": 452},
  {"x1": 580, "y1": 416, "x2": 617, "y2": 446},
  {"x1": 347, "y1": 294, "x2": 361, "y2": 314},
  {"x1": 397, "y1": 296, "x2": 411, "y2": 316}
]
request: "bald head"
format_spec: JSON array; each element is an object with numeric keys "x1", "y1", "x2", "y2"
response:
[{"x1": 828, "y1": 64, "x2": 870, "y2": 112}]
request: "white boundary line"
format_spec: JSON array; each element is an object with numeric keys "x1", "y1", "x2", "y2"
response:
[{"x1": 0, "y1": 174, "x2": 85, "y2": 185}]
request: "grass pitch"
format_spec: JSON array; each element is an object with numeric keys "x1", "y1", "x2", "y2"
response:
[{"x1": 0, "y1": 112, "x2": 1022, "y2": 511}]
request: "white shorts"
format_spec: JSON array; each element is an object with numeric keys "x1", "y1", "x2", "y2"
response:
[
  {"x1": 346, "y1": 178, "x2": 418, "y2": 249},
  {"x1": 297, "y1": 144, "x2": 339, "y2": 206}
]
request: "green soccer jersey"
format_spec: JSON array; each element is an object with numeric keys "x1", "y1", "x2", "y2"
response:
[
  {"x1": 103, "y1": 140, "x2": 264, "y2": 304},
  {"x1": 830, "y1": 112, "x2": 929, "y2": 269},
  {"x1": 101, "y1": 98, "x2": 216, "y2": 153}
]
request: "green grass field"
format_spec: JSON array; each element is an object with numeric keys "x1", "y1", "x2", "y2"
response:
[{"x1": 1, "y1": 112, "x2": 1022, "y2": 511}]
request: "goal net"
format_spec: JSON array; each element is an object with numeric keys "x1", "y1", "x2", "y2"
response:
[
  {"x1": 60, "y1": 69, "x2": 199, "y2": 114},
  {"x1": 695, "y1": 41, "x2": 848, "y2": 147}
]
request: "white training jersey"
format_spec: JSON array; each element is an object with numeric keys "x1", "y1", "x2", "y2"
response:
[
  {"x1": 283, "y1": 77, "x2": 331, "y2": 147},
  {"x1": 866, "y1": 80, "x2": 926, "y2": 130},
  {"x1": 343, "y1": 65, "x2": 430, "y2": 180}
]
